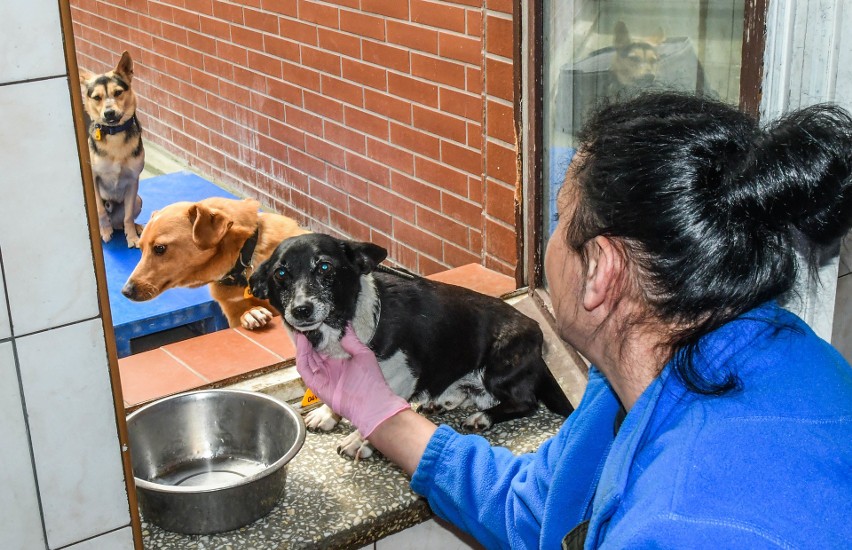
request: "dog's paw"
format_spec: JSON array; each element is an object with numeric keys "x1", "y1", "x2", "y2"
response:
[
  {"x1": 126, "y1": 234, "x2": 140, "y2": 248},
  {"x1": 305, "y1": 404, "x2": 340, "y2": 431},
  {"x1": 240, "y1": 307, "x2": 273, "y2": 329},
  {"x1": 100, "y1": 226, "x2": 114, "y2": 243},
  {"x1": 336, "y1": 431, "x2": 374, "y2": 460},
  {"x1": 462, "y1": 411, "x2": 493, "y2": 432}
]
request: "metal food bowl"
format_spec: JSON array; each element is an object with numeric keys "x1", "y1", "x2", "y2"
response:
[{"x1": 127, "y1": 389, "x2": 305, "y2": 534}]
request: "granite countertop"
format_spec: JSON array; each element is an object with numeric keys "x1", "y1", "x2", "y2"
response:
[{"x1": 141, "y1": 405, "x2": 566, "y2": 549}]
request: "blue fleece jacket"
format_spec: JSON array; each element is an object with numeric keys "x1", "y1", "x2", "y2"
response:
[{"x1": 411, "y1": 302, "x2": 852, "y2": 548}]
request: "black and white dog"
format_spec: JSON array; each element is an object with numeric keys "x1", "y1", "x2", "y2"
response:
[{"x1": 249, "y1": 233, "x2": 573, "y2": 458}]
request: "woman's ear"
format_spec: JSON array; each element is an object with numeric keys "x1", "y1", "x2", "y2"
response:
[{"x1": 582, "y1": 236, "x2": 625, "y2": 312}]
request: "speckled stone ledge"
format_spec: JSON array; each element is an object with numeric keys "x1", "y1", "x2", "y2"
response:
[{"x1": 141, "y1": 406, "x2": 566, "y2": 549}]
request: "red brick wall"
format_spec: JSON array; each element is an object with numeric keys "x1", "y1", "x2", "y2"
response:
[{"x1": 70, "y1": 0, "x2": 519, "y2": 277}]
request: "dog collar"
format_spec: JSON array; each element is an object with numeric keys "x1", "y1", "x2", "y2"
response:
[
  {"x1": 218, "y1": 228, "x2": 259, "y2": 288},
  {"x1": 92, "y1": 115, "x2": 138, "y2": 141}
]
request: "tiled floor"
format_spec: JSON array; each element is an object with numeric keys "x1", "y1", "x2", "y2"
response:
[{"x1": 119, "y1": 264, "x2": 516, "y2": 409}]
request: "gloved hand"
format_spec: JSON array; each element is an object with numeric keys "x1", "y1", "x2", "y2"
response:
[{"x1": 294, "y1": 325, "x2": 411, "y2": 438}]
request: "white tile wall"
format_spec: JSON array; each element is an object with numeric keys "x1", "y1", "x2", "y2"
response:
[
  {"x1": 375, "y1": 519, "x2": 483, "y2": 550},
  {"x1": 0, "y1": 342, "x2": 47, "y2": 550},
  {"x1": 0, "y1": 3, "x2": 135, "y2": 549},
  {"x1": 0, "y1": 78, "x2": 100, "y2": 337},
  {"x1": 0, "y1": 266, "x2": 10, "y2": 339},
  {"x1": 17, "y1": 320, "x2": 130, "y2": 548},
  {"x1": 0, "y1": 0, "x2": 66, "y2": 85}
]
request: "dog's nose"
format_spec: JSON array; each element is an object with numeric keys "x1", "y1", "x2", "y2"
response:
[
  {"x1": 121, "y1": 281, "x2": 137, "y2": 300},
  {"x1": 291, "y1": 303, "x2": 314, "y2": 320},
  {"x1": 104, "y1": 109, "x2": 118, "y2": 122}
]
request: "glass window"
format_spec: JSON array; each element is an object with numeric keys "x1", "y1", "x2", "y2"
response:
[{"x1": 542, "y1": 1, "x2": 746, "y2": 240}]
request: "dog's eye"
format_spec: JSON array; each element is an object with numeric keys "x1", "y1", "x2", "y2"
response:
[
  {"x1": 317, "y1": 261, "x2": 331, "y2": 273},
  {"x1": 114, "y1": 89, "x2": 123, "y2": 97},
  {"x1": 153, "y1": 244, "x2": 167, "y2": 256},
  {"x1": 92, "y1": 95, "x2": 102, "y2": 102},
  {"x1": 273, "y1": 267, "x2": 287, "y2": 282}
]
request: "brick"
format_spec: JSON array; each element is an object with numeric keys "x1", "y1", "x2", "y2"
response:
[
  {"x1": 484, "y1": 217, "x2": 517, "y2": 265},
  {"x1": 285, "y1": 105, "x2": 323, "y2": 136},
  {"x1": 281, "y1": 60, "x2": 321, "y2": 91},
  {"x1": 200, "y1": 15, "x2": 230, "y2": 38},
  {"x1": 439, "y1": 87, "x2": 482, "y2": 121},
  {"x1": 204, "y1": 55, "x2": 235, "y2": 81},
  {"x1": 191, "y1": 68, "x2": 219, "y2": 94},
  {"x1": 485, "y1": 139, "x2": 517, "y2": 184},
  {"x1": 344, "y1": 106, "x2": 389, "y2": 140},
  {"x1": 390, "y1": 171, "x2": 440, "y2": 209},
  {"x1": 413, "y1": 105, "x2": 467, "y2": 143},
  {"x1": 388, "y1": 73, "x2": 438, "y2": 108},
  {"x1": 390, "y1": 121, "x2": 439, "y2": 159},
  {"x1": 444, "y1": 240, "x2": 481, "y2": 267},
  {"x1": 212, "y1": 0, "x2": 243, "y2": 24},
  {"x1": 301, "y1": 45, "x2": 342, "y2": 76},
  {"x1": 244, "y1": 7, "x2": 279, "y2": 34},
  {"x1": 318, "y1": 28, "x2": 361, "y2": 58},
  {"x1": 280, "y1": 18, "x2": 318, "y2": 45},
  {"x1": 485, "y1": 177, "x2": 516, "y2": 226},
  {"x1": 350, "y1": 197, "x2": 394, "y2": 234},
  {"x1": 441, "y1": 191, "x2": 483, "y2": 225},
  {"x1": 161, "y1": 22, "x2": 187, "y2": 45},
  {"x1": 393, "y1": 219, "x2": 443, "y2": 259},
  {"x1": 232, "y1": 25, "x2": 264, "y2": 50},
  {"x1": 411, "y1": 0, "x2": 466, "y2": 33},
  {"x1": 419, "y1": 254, "x2": 449, "y2": 276},
  {"x1": 367, "y1": 137, "x2": 414, "y2": 175},
  {"x1": 250, "y1": 91, "x2": 284, "y2": 119},
  {"x1": 441, "y1": 140, "x2": 481, "y2": 175},
  {"x1": 485, "y1": 14, "x2": 513, "y2": 59},
  {"x1": 330, "y1": 209, "x2": 371, "y2": 241},
  {"x1": 324, "y1": 120, "x2": 367, "y2": 155},
  {"x1": 267, "y1": 78, "x2": 303, "y2": 105},
  {"x1": 361, "y1": 0, "x2": 409, "y2": 20},
  {"x1": 303, "y1": 90, "x2": 344, "y2": 121},
  {"x1": 327, "y1": 165, "x2": 369, "y2": 196},
  {"x1": 298, "y1": 0, "x2": 340, "y2": 28},
  {"x1": 417, "y1": 206, "x2": 469, "y2": 247},
  {"x1": 365, "y1": 89, "x2": 411, "y2": 124},
  {"x1": 387, "y1": 21, "x2": 438, "y2": 55},
  {"x1": 415, "y1": 157, "x2": 468, "y2": 196},
  {"x1": 342, "y1": 59, "x2": 387, "y2": 91},
  {"x1": 248, "y1": 51, "x2": 284, "y2": 78},
  {"x1": 261, "y1": 0, "x2": 297, "y2": 17},
  {"x1": 340, "y1": 10, "x2": 385, "y2": 41},
  {"x1": 368, "y1": 183, "x2": 416, "y2": 222},
  {"x1": 363, "y1": 41, "x2": 410, "y2": 73},
  {"x1": 345, "y1": 151, "x2": 391, "y2": 186},
  {"x1": 486, "y1": 98, "x2": 514, "y2": 143},
  {"x1": 487, "y1": 0, "x2": 514, "y2": 15},
  {"x1": 485, "y1": 56, "x2": 513, "y2": 102},
  {"x1": 467, "y1": 121, "x2": 482, "y2": 149},
  {"x1": 438, "y1": 32, "x2": 481, "y2": 65},
  {"x1": 289, "y1": 147, "x2": 328, "y2": 179},
  {"x1": 410, "y1": 53, "x2": 465, "y2": 89},
  {"x1": 264, "y1": 35, "x2": 300, "y2": 62},
  {"x1": 321, "y1": 74, "x2": 363, "y2": 107},
  {"x1": 311, "y1": 177, "x2": 350, "y2": 213},
  {"x1": 466, "y1": 9, "x2": 482, "y2": 36},
  {"x1": 187, "y1": 30, "x2": 216, "y2": 54},
  {"x1": 466, "y1": 66, "x2": 482, "y2": 94},
  {"x1": 216, "y1": 40, "x2": 248, "y2": 65},
  {"x1": 233, "y1": 66, "x2": 266, "y2": 90}
]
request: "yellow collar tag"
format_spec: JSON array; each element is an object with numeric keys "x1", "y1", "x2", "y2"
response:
[
  {"x1": 243, "y1": 286, "x2": 253, "y2": 299},
  {"x1": 301, "y1": 388, "x2": 322, "y2": 408},
  {"x1": 93, "y1": 127, "x2": 102, "y2": 141}
]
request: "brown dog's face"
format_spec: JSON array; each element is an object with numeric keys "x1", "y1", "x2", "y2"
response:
[
  {"x1": 611, "y1": 22, "x2": 664, "y2": 87},
  {"x1": 122, "y1": 201, "x2": 231, "y2": 301},
  {"x1": 79, "y1": 51, "x2": 137, "y2": 125}
]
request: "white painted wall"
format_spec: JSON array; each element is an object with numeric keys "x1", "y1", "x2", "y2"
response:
[{"x1": 0, "y1": 0, "x2": 135, "y2": 548}]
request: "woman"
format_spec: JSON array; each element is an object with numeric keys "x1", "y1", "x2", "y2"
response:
[{"x1": 295, "y1": 92, "x2": 852, "y2": 548}]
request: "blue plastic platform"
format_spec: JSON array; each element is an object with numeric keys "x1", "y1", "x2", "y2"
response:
[{"x1": 102, "y1": 172, "x2": 238, "y2": 357}]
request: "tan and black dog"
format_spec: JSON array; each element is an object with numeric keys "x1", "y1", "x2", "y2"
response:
[
  {"x1": 610, "y1": 21, "x2": 665, "y2": 92},
  {"x1": 79, "y1": 51, "x2": 145, "y2": 248},
  {"x1": 122, "y1": 197, "x2": 309, "y2": 329}
]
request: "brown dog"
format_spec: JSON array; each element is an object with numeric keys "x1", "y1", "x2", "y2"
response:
[
  {"x1": 121, "y1": 197, "x2": 308, "y2": 329},
  {"x1": 610, "y1": 21, "x2": 665, "y2": 91},
  {"x1": 79, "y1": 51, "x2": 145, "y2": 247}
]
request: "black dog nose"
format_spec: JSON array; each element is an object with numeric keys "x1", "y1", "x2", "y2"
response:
[
  {"x1": 104, "y1": 110, "x2": 118, "y2": 122},
  {"x1": 121, "y1": 282, "x2": 137, "y2": 300},
  {"x1": 291, "y1": 303, "x2": 314, "y2": 320}
]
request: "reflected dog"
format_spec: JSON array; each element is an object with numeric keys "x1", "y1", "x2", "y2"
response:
[{"x1": 610, "y1": 21, "x2": 665, "y2": 92}]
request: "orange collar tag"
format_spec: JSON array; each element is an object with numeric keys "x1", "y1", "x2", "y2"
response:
[
  {"x1": 243, "y1": 286, "x2": 253, "y2": 299},
  {"x1": 93, "y1": 127, "x2": 103, "y2": 141},
  {"x1": 301, "y1": 388, "x2": 322, "y2": 408}
]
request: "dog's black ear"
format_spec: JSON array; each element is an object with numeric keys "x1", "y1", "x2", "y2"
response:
[
  {"x1": 346, "y1": 241, "x2": 388, "y2": 274},
  {"x1": 249, "y1": 259, "x2": 273, "y2": 300}
]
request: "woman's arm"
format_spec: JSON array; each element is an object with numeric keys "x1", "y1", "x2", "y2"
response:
[{"x1": 366, "y1": 408, "x2": 437, "y2": 475}]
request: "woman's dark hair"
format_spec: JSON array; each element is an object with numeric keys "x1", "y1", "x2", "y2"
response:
[{"x1": 568, "y1": 91, "x2": 852, "y2": 394}]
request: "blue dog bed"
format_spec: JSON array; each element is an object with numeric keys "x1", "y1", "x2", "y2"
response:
[{"x1": 102, "y1": 172, "x2": 238, "y2": 357}]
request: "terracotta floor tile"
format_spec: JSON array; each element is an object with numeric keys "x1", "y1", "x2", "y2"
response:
[
  {"x1": 119, "y1": 348, "x2": 207, "y2": 408},
  {"x1": 427, "y1": 263, "x2": 516, "y2": 297},
  {"x1": 235, "y1": 317, "x2": 296, "y2": 360},
  {"x1": 163, "y1": 328, "x2": 283, "y2": 383}
]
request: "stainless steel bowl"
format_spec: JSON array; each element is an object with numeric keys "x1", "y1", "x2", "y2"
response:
[{"x1": 127, "y1": 389, "x2": 305, "y2": 534}]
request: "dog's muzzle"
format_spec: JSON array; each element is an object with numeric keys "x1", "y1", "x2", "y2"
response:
[{"x1": 285, "y1": 299, "x2": 328, "y2": 331}]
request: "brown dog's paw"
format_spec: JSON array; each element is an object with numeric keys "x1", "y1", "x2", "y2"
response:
[
  {"x1": 240, "y1": 306, "x2": 273, "y2": 329},
  {"x1": 100, "y1": 227, "x2": 114, "y2": 243}
]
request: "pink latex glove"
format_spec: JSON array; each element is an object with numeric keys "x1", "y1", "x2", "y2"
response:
[{"x1": 294, "y1": 325, "x2": 411, "y2": 438}]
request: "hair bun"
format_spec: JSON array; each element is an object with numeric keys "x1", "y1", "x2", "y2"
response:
[{"x1": 728, "y1": 104, "x2": 852, "y2": 245}]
